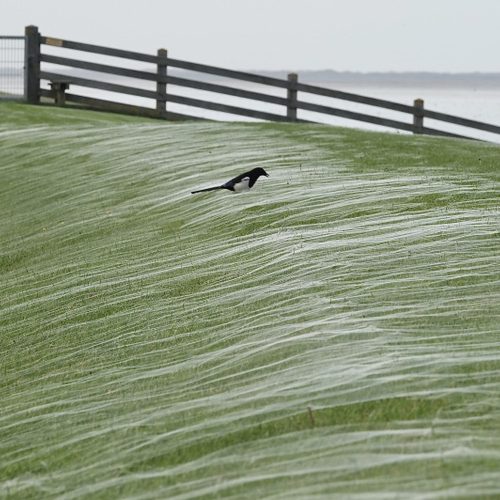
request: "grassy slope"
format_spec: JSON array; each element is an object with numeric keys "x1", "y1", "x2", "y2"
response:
[{"x1": 2, "y1": 102, "x2": 500, "y2": 499}]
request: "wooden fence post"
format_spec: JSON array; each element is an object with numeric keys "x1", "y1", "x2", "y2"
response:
[
  {"x1": 25, "y1": 25, "x2": 41, "y2": 104},
  {"x1": 287, "y1": 73, "x2": 298, "y2": 121},
  {"x1": 413, "y1": 98, "x2": 424, "y2": 134},
  {"x1": 157, "y1": 48, "x2": 167, "y2": 117}
]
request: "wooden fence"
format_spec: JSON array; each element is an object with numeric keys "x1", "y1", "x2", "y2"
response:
[{"x1": 24, "y1": 26, "x2": 500, "y2": 141}]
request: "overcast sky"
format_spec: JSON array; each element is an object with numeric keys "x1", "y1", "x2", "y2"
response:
[{"x1": 3, "y1": 0, "x2": 500, "y2": 73}]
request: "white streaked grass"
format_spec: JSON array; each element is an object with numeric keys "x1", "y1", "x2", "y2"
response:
[{"x1": 1, "y1": 102, "x2": 500, "y2": 499}]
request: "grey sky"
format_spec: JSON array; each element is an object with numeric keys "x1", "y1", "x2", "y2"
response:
[{"x1": 3, "y1": 0, "x2": 500, "y2": 73}]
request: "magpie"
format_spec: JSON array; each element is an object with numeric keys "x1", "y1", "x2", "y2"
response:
[{"x1": 191, "y1": 167, "x2": 269, "y2": 194}]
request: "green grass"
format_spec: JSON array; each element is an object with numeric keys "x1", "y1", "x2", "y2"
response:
[{"x1": 2, "y1": 101, "x2": 500, "y2": 499}]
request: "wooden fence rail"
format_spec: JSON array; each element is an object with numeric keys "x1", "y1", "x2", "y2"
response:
[{"x1": 24, "y1": 26, "x2": 500, "y2": 141}]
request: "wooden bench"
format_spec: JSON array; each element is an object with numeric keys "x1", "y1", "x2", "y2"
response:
[{"x1": 49, "y1": 79, "x2": 71, "y2": 106}]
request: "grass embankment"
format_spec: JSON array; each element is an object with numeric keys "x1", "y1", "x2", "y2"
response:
[{"x1": 2, "y1": 102, "x2": 500, "y2": 499}]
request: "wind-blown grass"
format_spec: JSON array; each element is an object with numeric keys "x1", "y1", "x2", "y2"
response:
[{"x1": 2, "y1": 102, "x2": 500, "y2": 499}]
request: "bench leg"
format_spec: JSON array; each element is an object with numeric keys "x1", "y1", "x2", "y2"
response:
[{"x1": 55, "y1": 89, "x2": 66, "y2": 106}]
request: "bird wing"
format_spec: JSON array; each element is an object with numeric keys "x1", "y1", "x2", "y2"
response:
[{"x1": 231, "y1": 176, "x2": 251, "y2": 193}]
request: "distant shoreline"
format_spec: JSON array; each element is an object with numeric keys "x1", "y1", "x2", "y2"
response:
[
  {"x1": 35, "y1": 66, "x2": 500, "y2": 89},
  {"x1": 251, "y1": 70, "x2": 500, "y2": 88}
]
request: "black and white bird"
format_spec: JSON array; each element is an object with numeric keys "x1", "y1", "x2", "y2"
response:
[{"x1": 191, "y1": 167, "x2": 269, "y2": 194}]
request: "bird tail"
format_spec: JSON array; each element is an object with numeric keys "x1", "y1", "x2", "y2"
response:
[{"x1": 191, "y1": 185, "x2": 224, "y2": 194}]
